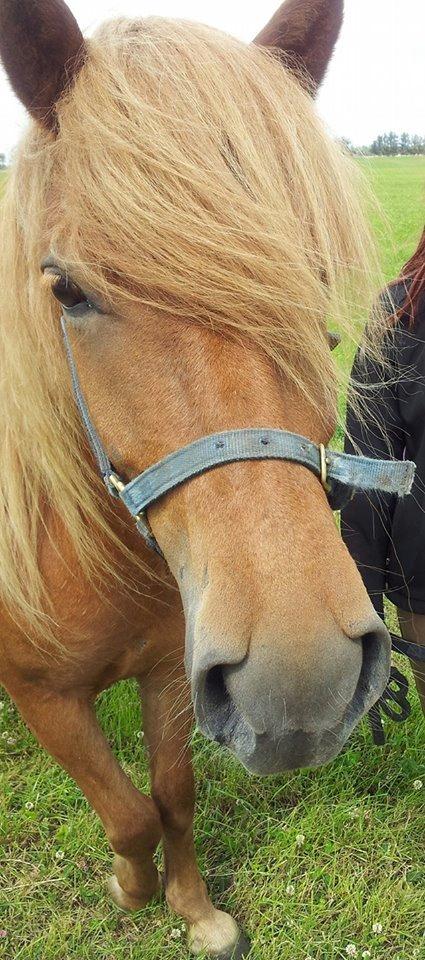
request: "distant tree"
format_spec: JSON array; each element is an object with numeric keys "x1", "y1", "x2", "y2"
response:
[
  {"x1": 400, "y1": 132, "x2": 411, "y2": 155},
  {"x1": 0, "y1": 153, "x2": 7, "y2": 170},
  {"x1": 410, "y1": 134, "x2": 425, "y2": 155},
  {"x1": 386, "y1": 131, "x2": 399, "y2": 155},
  {"x1": 371, "y1": 134, "x2": 385, "y2": 155}
]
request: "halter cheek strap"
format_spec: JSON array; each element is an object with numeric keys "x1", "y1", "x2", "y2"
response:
[
  {"x1": 61, "y1": 315, "x2": 415, "y2": 558},
  {"x1": 61, "y1": 315, "x2": 117, "y2": 495}
]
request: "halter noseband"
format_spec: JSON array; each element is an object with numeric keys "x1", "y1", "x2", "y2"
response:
[{"x1": 61, "y1": 316, "x2": 415, "y2": 558}]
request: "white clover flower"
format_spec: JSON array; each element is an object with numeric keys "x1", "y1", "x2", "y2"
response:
[
  {"x1": 286, "y1": 884, "x2": 295, "y2": 895},
  {"x1": 372, "y1": 923, "x2": 383, "y2": 935},
  {"x1": 170, "y1": 928, "x2": 182, "y2": 940},
  {"x1": 295, "y1": 833, "x2": 305, "y2": 847},
  {"x1": 55, "y1": 849, "x2": 65, "y2": 861},
  {"x1": 345, "y1": 945, "x2": 357, "y2": 957},
  {"x1": 1, "y1": 731, "x2": 9, "y2": 740},
  {"x1": 362, "y1": 951, "x2": 371, "y2": 958},
  {"x1": 7, "y1": 737, "x2": 16, "y2": 746},
  {"x1": 25, "y1": 801, "x2": 34, "y2": 811},
  {"x1": 136, "y1": 731, "x2": 144, "y2": 740},
  {"x1": 413, "y1": 779, "x2": 423, "y2": 791}
]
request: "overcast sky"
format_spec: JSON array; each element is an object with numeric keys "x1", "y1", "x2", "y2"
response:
[{"x1": 1, "y1": 0, "x2": 424, "y2": 156}]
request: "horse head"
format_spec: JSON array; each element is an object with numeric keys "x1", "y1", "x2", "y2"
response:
[{"x1": 0, "y1": 0, "x2": 391, "y2": 773}]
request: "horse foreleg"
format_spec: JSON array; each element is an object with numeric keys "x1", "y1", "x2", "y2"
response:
[
  {"x1": 140, "y1": 665, "x2": 250, "y2": 959},
  {"x1": 6, "y1": 682, "x2": 163, "y2": 909}
]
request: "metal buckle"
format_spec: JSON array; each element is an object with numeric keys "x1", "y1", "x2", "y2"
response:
[
  {"x1": 108, "y1": 472, "x2": 126, "y2": 494},
  {"x1": 109, "y1": 471, "x2": 162, "y2": 555},
  {"x1": 319, "y1": 444, "x2": 331, "y2": 493}
]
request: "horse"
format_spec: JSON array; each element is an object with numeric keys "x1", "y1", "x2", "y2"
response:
[{"x1": 0, "y1": 0, "x2": 393, "y2": 955}]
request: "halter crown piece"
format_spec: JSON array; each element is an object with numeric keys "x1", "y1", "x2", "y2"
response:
[{"x1": 61, "y1": 316, "x2": 415, "y2": 557}]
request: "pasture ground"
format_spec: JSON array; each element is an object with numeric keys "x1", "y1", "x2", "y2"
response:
[{"x1": 0, "y1": 157, "x2": 424, "y2": 960}]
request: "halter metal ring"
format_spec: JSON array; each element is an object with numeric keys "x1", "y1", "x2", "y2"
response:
[
  {"x1": 319, "y1": 444, "x2": 331, "y2": 493},
  {"x1": 109, "y1": 472, "x2": 126, "y2": 494}
]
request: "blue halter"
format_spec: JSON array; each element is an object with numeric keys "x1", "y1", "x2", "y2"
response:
[{"x1": 61, "y1": 316, "x2": 415, "y2": 558}]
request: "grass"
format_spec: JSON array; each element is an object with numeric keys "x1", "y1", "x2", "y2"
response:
[
  {"x1": 359, "y1": 156, "x2": 425, "y2": 281},
  {"x1": 1, "y1": 157, "x2": 425, "y2": 960}
]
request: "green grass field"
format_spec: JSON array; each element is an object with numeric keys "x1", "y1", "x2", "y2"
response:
[
  {"x1": 1, "y1": 158, "x2": 424, "y2": 960},
  {"x1": 359, "y1": 157, "x2": 425, "y2": 280}
]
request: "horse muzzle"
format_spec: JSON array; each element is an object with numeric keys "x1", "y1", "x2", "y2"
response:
[{"x1": 189, "y1": 616, "x2": 391, "y2": 774}]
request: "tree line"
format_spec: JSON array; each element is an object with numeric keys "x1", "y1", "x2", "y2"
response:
[
  {"x1": 0, "y1": 153, "x2": 7, "y2": 169},
  {"x1": 341, "y1": 132, "x2": 425, "y2": 156}
]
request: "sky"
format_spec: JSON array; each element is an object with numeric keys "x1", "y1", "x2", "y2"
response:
[{"x1": 0, "y1": 0, "x2": 424, "y2": 156}]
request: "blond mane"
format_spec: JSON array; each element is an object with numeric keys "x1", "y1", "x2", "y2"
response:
[{"x1": 0, "y1": 16, "x2": 381, "y2": 637}]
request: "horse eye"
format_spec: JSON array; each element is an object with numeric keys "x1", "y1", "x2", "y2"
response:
[{"x1": 51, "y1": 276, "x2": 91, "y2": 311}]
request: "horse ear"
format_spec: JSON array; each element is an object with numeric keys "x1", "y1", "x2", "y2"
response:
[
  {"x1": 254, "y1": 0, "x2": 344, "y2": 93},
  {"x1": 0, "y1": 0, "x2": 86, "y2": 132}
]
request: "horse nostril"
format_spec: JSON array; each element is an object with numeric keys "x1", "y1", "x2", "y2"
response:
[
  {"x1": 361, "y1": 628, "x2": 390, "y2": 681},
  {"x1": 205, "y1": 664, "x2": 226, "y2": 711},
  {"x1": 349, "y1": 625, "x2": 391, "y2": 720},
  {"x1": 201, "y1": 664, "x2": 238, "y2": 744}
]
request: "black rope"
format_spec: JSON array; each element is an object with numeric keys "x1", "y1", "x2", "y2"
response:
[
  {"x1": 390, "y1": 631, "x2": 425, "y2": 662},
  {"x1": 368, "y1": 631, "x2": 424, "y2": 745}
]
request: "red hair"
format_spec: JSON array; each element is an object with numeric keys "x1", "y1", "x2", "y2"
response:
[{"x1": 397, "y1": 227, "x2": 425, "y2": 324}]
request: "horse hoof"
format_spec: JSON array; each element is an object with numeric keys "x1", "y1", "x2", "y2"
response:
[
  {"x1": 189, "y1": 910, "x2": 251, "y2": 958},
  {"x1": 107, "y1": 875, "x2": 155, "y2": 912}
]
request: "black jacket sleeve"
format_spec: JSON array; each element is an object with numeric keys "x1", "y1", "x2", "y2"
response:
[{"x1": 341, "y1": 322, "x2": 406, "y2": 618}]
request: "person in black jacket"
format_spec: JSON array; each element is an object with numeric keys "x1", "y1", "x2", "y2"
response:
[{"x1": 341, "y1": 229, "x2": 425, "y2": 713}]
